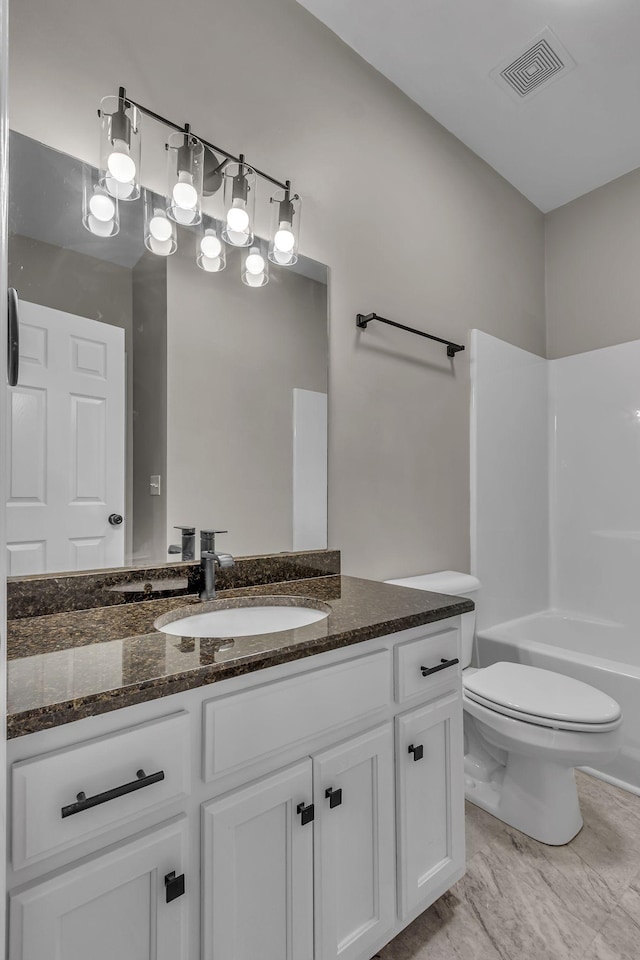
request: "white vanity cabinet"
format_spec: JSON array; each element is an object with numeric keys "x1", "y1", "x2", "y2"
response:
[{"x1": 7, "y1": 618, "x2": 465, "y2": 960}]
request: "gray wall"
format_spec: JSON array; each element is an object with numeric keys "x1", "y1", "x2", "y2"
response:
[
  {"x1": 166, "y1": 239, "x2": 327, "y2": 558},
  {"x1": 7, "y1": 234, "x2": 135, "y2": 557},
  {"x1": 545, "y1": 166, "x2": 640, "y2": 360},
  {"x1": 132, "y1": 252, "x2": 168, "y2": 565},
  {"x1": 10, "y1": 0, "x2": 546, "y2": 579}
]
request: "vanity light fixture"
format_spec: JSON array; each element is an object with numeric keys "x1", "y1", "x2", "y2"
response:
[
  {"x1": 167, "y1": 126, "x2": 204, "y2": 226},
  {"x1": 88, "y1": 87, "x2": 301, "y2": 288},
  {"x1": 197, "y1": 220, "x2": 226, "y2": 273},
  {"x1": 222, "y1": 157, "x2": 255, "y2": 247},
  {"x1": 143, "y1": 190, "x2": 177, "y2": 256},
  {"x1": 241, "y1": 240, "x2": 269, "y2": 287},
  {"x1": 268, "y1": 183, "x2": 300, "y2": 266},
  {"x1": 82, "y1": 167, "x2": 120, "y2": 237},
  {"x1": 98, "y1": 89, "x2": 141, "y2": 200}
]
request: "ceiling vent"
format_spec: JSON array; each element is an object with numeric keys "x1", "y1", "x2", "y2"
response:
[{"x1": 490, "y1": 27, "x2": 576, "y2": 102}]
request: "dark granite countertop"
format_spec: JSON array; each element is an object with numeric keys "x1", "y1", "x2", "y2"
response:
[{"x1": 7, "y1": 575, "x2": 473, "y2": 739}]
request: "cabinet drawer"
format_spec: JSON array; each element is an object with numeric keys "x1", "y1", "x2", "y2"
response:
[
  {"x1": 11, "y1": 711, "x2": 191, "y2": 870},
  {"x1": 394, "y1": 627, "x2": 460, "y2": 702},
  {"x1": 203, "y1": 650, "x2": 391, "y2": 781}
]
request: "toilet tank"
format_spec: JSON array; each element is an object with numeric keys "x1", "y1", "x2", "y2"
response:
[{"x1": 385, "y1": 571, "x2": 481, "y2": 668}]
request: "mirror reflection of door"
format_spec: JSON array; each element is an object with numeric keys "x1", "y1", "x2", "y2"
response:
[{"x1": 6, "y1": 301, "x2": 125, "y2": 575}]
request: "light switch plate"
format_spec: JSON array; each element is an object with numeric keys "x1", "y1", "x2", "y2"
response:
[{"x1": 150, "y1": 475, "x2": 161, "y2": 496}]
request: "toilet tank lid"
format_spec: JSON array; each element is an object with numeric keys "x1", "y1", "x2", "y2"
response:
[{"x1": 385, "y1": 570, "x2": 481, "y2": 596}]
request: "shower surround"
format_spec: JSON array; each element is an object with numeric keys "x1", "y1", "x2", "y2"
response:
[{"x1": 471, "y1": 330, "x2": 640, "y2": 792}]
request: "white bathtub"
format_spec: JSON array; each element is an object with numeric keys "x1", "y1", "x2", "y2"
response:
[{"x1": 476, "y1": 611, "x2": 640, "y2": 794}]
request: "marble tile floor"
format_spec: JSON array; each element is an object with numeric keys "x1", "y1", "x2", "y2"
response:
[{"x1": 374, "y1": 772, "x2": 640, "y2": 960}]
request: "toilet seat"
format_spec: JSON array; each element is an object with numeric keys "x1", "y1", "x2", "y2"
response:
[{"x1": 463, "y1": 662, "x2": 622, "y2": 731}]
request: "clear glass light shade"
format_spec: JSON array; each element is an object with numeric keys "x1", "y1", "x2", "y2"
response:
[
  {"x1": 268, "y1": 191, "x2": 300, "y2": 266},
  {"x1": 222, "y1": 161, "x2": 256, "y2": 247},
  {"x1": 82, "y1": 167, "x2": 119, "y2": 237},
  {"x1": 197, "y1": 221, "x2": 226, "y2": 273},
  {"x1": 144, "y1": 190, "x2": 177, "y2": 256},
  {"x1": 166, "y1": 131, "x2": 204, "y2": 226},
  {"x1": 241, "y1": 243, "x2": 269, "y2": 287},
  {"x1": 99, "y1": 95, "x2": 141, "y2": 201}
]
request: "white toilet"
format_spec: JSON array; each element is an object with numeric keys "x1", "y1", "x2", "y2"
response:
[{"x1": 386, "y1": 571, "x2": 623, "y2": 845}]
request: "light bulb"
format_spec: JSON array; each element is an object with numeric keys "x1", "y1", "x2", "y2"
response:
[
  {"x1": 245, "y1": 270, "x2": 265, "y2": 287},
  {"x1": 89, "y1": 192, "x2": 116, "y2": 222},
  {"x1": 148, "y1": 236, "x2": 174, "y2": 257},
  {"x1": 245, "y1": 250, "x2": 265, "y2": 275},
  {"x1": 172, "y1": 171, "x2": 198, "y2": 210},
  {"x1": 149, "y1": 212, "x2": 173, "y2": 242},
  {"x1": 273, "y1": 249, "x2": 294, "y2": 265},
  {"x1": 199, "y1": 255, "x2": 224, "y2": 273},
  {"x1": 200, "y1": 233, "x2": 222, "y2": 258},
  {"x1": 227, "y1": 199, "x2": 249, "y2": 233},
  {"x1": 86, "y1": 214, "x2": 115, "y2": 237},
  {"x1": 107, "y1": 140, "x2": 136, "y2": 184},
  {"x1": 274, "y1": 222, "x2": 295, "y2": 253},
  {"x1": 105, "y1": 176, "x2": 134, "y2": 200}
]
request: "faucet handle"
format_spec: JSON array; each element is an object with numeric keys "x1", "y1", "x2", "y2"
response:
[
  {"x1": 174, "y1": 526, "x2": 196, "y2": 534},
  {"x1": 200, "y1": 530, "x2": 228, "y2": 536}
]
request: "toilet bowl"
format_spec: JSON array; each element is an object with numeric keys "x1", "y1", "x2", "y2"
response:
[{"x1": 385, "y1": 572, "x2": 623, "y2": 845}]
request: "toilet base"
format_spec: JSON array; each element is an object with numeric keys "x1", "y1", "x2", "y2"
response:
[{"x1": 465, "y1": 755, "x2": 583, "y2": 845}]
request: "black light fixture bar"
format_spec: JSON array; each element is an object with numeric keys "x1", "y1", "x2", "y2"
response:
[
  {"x1": 115, "y1": 86, "x2": 291, "y2": 192},
  {"x1": 356, "y1": 312, "x2": 465, "y2": 359}
]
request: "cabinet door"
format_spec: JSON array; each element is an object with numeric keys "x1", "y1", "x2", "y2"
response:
[
  {"x1": 313, "y1": 724, "x2": 396, "y2": 960},
  {"x1": 202, "y1": 759, "x2": 314, "y2": 960},
  {"x1": 9, "y1": 817, "x2": 188, "y2": 960},
  {"x1": 396, "y1": 692, "x2": 465, "y2": 918}
]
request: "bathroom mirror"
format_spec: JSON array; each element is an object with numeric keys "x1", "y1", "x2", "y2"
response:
[{"x1": 6, "y1": 131, "x2": 329, "y2": 575}]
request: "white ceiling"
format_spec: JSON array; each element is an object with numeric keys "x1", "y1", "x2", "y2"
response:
[{"x1": 296, "y1": 0, "x2": 640, "y2": 212}]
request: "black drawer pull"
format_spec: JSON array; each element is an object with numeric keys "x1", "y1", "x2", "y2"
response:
[
  {"x1": 165, "y1": 871, "x2": 186, "y2": 903},
  {"x1": 408, "y1": 744, "x2": 424, "y2": 761},
  {"x1": 420, "y1": 657, "x2": 460, "y2": 678},
  {"x1": 297, "y1": 801, "x2": 315, "y2": 825},
  {"x1": 61, "y1": 768, "x2": 165, "y2": 818},
  {"x1": 325, "y1": 787, "x2": 343, "y2": 808}
]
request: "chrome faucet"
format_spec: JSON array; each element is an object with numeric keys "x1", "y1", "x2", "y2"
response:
[
  {"x1": 168, "y1": 526, "x2": 196, "y2": 561},
  {"x1": 199, "y1": 530, "x2": 234, "y2": 601}
]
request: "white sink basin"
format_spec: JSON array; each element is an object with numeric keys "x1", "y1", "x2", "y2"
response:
[{"x1": 155, "y1": 598, "x2": 330, "y2": 639}]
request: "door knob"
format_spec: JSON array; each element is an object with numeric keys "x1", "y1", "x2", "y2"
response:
[{"x1": 108, "y1": 513, "x2": 124, "y2": 526}]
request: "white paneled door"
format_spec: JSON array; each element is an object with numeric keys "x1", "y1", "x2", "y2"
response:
[
  {"x1": 6, "y1": 301, "x2": 125, "y2": 574},
  {"x1": 9, "y1": 818, "x2": 188, "y2": 960},
  {"x1": 313, "y1": 724, "x2": 396, "y2": 960},
  {"x1": 202, "y1": 760, "x2": 314, "y2": 960}
]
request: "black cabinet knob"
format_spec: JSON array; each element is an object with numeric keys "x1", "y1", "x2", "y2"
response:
[
  {"x1": 408, "y1": 743, "x2": 424, "y2": 762},
  {"x1": 325, "y1": 787, "x2": 343, "y2": 808},
  {"x1": 297, "y1": 801, "x2": 314, "y2": 825},
  {"x1": 164, "y1": 871, "x2": 185, "y2": 903}
]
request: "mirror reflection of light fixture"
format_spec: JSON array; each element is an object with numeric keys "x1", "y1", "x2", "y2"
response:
[
  {"x1": 167, "y1": 126, "x2": 204, "y2": 226},
  {"x1": 82, "y1": 167, "x2": 120, "y2": 237},
  {"x1": 99, "y1": 89, "x2": 141, "y2": 200},
  {"x1": 268, "y1": 183, "x2": 300, "y2": 266},
  {"x1": 241, "y1": 240, "x2": 269, "y2": 287},
  {"x1": 222, "y1": 157, "x2": 255, "y2": 247},
  {"x1": 143, "y1": 190, "x2": 177, "y2": 256},
  {"x1": 197, "y1": 220, "x2": 226, "y2": 273}
]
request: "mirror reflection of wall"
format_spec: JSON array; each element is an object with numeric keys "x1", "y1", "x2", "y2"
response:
[{"x1": 7, "y1": 132, "x2": 328, "y2": 575}]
